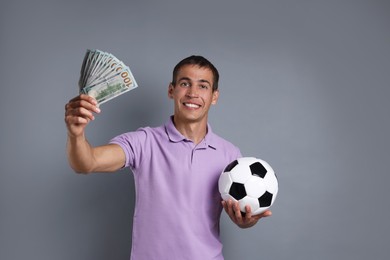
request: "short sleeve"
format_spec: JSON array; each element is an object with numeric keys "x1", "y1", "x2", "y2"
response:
[{"x1": 109, "y1": 128, "x2": 148, "y2": 170}]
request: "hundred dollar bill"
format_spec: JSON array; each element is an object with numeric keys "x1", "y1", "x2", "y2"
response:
[
  {"x1": 78, "y1": 49, "x2": 138, "y2": 105},
  {"x1": 80, "y1": 67, "x2": 138, "y2": 105},
  {"x1": 79, "y1": 50, "x2": 99, "y2": 90}
]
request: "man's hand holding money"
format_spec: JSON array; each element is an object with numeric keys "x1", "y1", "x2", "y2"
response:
[{"x1": 64, "y1": 94, "x2": 101, "y2": 138}]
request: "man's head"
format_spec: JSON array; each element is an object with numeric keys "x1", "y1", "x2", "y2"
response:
[
  {"x1": 168, "y1": 56, "x2": 220, "y2": 127},
  {"x1": 171, "y1": 55, "x2": 219, "y2": 92}
]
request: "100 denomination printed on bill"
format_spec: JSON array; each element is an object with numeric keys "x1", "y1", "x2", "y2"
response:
[{"x1": 78, "y1": 49, "x2": 138, "y2": 105}]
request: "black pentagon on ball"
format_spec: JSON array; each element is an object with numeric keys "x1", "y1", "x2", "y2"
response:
[
  {"x1": 258, "y1": 191, "x2": 273, "y2": 207},
  {"x1": 250, "y1": 162, "x2": 267, "y2": 178},
  {"x1": 229, "y1": 182, "x2": 247, "y2": 200},
  {"x1": 224, "y1": 160, "x2": 238, "y2": 172}
]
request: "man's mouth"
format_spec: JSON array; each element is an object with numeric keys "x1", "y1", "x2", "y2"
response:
[{"x1": 183, "y1": 102, "x2": 201, "y2": 108}]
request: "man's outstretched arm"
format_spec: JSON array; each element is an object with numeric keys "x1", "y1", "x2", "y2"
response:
[{"x1": 65, "y1": 94, "x2": 125, "y2": 173}]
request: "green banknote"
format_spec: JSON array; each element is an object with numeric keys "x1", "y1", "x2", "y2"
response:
[{"x1": 78, "y1": 49, "x2": 138, "y2": 105}]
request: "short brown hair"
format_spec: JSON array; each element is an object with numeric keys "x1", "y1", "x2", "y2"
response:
[{"x1": 172, "y1": 55, "x2": 219, "y2": 91}]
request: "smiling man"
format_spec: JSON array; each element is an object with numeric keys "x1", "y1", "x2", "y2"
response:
[{"x1": 65, "y1": 55, "x2": 271, "y2": 260}]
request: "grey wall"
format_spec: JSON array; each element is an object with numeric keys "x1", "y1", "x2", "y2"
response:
[{"x1": 1, "y1": 0, "x2": 389, "y2": 259}]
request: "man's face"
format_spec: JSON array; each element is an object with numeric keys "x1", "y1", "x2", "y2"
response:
[{"x1": 168, "y1": 64, "x2": 219, "y2": 125}]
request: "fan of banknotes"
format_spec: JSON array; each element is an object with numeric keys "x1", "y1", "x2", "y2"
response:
[{"x1": 78, "y1": 49, "x2": 138, "y2": 105}]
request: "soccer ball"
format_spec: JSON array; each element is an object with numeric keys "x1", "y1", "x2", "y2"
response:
[{"x1": 218, "y1": 157, "x2": 278, "y2": 216}]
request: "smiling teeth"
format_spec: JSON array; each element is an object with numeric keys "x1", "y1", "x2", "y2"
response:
[{"x1": 184, "y1": 103, "x2": 200, "y2": 108}]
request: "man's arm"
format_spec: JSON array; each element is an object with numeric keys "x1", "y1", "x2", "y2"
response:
[{"x1": 65, "y1": 94, "x2": 125, "y2": 174}]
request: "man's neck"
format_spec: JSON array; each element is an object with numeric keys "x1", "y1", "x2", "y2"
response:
[{"x1": 172, "y1": 117, "x2": 208, "y2": 145}]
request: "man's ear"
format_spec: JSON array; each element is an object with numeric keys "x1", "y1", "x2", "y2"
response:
[
  {"x1": 211, "y1": 89, "x2": 219, "y2": 105},
  {"x1": 168, "y1": 83, "x2": 174, "y2": 99}
]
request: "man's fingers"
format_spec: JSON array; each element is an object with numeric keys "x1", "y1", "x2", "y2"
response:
[
  {"x1": 66, "y1": 94, "x2": 99, "y2": 114},
  {"x1": 67, "y1": 99, "x2": 100, "y2": 113},
  {"x1": 244, "y1": 205, "x2": 252, "y2": 220},
  {"x1": 222, "y1": 200, "x2": 273, "y2": 228},
  {"x1": 222, "y1": 200, "x2": 228, "y2": 212},
  {"x1": 223, "y1": 200, "x2": 238, "y2": 223},
  {"x1": 233, "y1": 201, "x2": 243, "y2": 223},
  {"x1": 259, "y1": 210, "x2": 272, "y2": 218},
  {"x1": 227, "y1": 200, "x2": 236, "y2": 218},
  {"x1": 65, "y1": 94, "x2": 101, "y2": 124},
  {"x1": 68, "y1": 107, "x2": 95, "y2": 121},
  {"x1": 68, "y1": 94, "x2": 97, "y2": 104},
  {"x1": 66, "y1": 113, "x2": 90, "y2": 125}
]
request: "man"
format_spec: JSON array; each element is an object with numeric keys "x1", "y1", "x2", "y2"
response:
[{"x1": 65, "y1": 55, "x2": 271, "y2": 259}]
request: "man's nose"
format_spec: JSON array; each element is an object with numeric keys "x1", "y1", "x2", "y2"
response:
[{"x1": 186, "y1": 86, "x2": 199, "y2": 97}]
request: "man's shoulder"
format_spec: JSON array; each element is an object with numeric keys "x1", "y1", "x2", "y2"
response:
[
  {"x1": 142, "y1": 123, "x2": 167, "y2": 137},
  {"x1": 208, "y1": 129, "x2": 240, "y2": 153},
  {"x1": 110, "y1": 123, "x2": 165, "y2": 143},
  {"x1": 134, "y1": 123, "x2": 168, "y2": 143}
]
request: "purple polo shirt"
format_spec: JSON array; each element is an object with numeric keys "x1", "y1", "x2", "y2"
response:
[{"x1": 110, "y1": 117, "x2": 241, "y2": 260}]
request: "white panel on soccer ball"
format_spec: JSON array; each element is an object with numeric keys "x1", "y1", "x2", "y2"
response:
[
  {"x1": 264, "y1": 172, "x2": 278, "y2": 194},
  {"x1": 221, "y1": 193, "x2": 236, "y2": 203},
  {"x1": 229, "y1": 161, "x2": 252, "y2": 183},
  {"x1": 244, "y1": 176, "x2": 267, "y2": 198},
  {"x1": 238, "y1": 196, "x2": 260, "y2": 214},
  {"x1": 229, "y1": 165, "x2": 251, "y2": 183},
  {"x1": 271, "y1": 190, "x2": 278, "y2": 204},
  {"x1": 218, "y1": 172, "x2": 233, "y2": 194},
  {"x1": 239, "y1": 157, "x2": 257, "y2": 164}
]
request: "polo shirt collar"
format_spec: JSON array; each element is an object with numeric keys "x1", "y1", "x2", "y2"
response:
[{"x1": 165, "y1": 116, "x2": 217, "y2": 149}]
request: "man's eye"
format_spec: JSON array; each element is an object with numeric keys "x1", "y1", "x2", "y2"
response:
[
  {"x1": 200, "y1": 85, "x2": 208, "y2": 89},
  {"x1": 180, "y1": 82, "x2": 190, "y2": 87}
]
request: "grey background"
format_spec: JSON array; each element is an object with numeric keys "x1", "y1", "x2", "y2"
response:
[{"x1": 1, "y1": 0, "x2": 389, "y2": 259}]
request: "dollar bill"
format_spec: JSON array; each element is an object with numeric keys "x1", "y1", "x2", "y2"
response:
[{"x1": 78, "y1": 49, "x2": 138, "y2": 105}]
